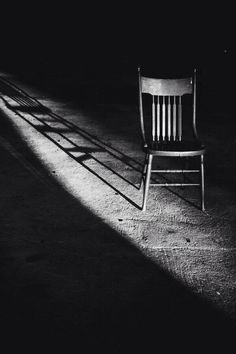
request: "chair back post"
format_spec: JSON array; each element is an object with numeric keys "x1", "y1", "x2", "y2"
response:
[
  {"x1": 193, "y1": 68, "x2": 199, "y2": 140},
  {"x1": 138, "y1": 67, "x2": 147, "y2": 146}
]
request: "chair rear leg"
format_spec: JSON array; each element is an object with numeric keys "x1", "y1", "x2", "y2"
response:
[
  {"x1": 142, "y1": 154, "x2": 153, "y2": 211},
  {"x1": 200, "y1": 154, "x2": 205, "y2": 211}
]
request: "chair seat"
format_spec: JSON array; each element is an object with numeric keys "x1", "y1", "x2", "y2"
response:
[{"x1": 144, "y1": 140, "x2": 205, "y2": 156}]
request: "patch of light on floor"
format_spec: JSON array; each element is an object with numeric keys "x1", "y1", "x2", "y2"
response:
[{"x1": 1, "y1": 96, "x2": 236, "y2": 323}]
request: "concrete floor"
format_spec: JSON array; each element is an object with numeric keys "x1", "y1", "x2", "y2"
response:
[{"x1": 0, "y1": 69, "x2": 235, "y2": 352}]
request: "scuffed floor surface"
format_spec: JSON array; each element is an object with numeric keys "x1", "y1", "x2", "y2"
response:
[{"x1": 0, "y1": 71, "x2": 235, "y2": 352}]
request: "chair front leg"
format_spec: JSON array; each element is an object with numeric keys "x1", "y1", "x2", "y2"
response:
[
  {"x1": 200, "y1": 154, "x2": 205, "y2": 211},
  {"x1": 142, "y1": 154, "x2": 153, "y2": 211},
  {"x1": 139, "y1": 153, "x2": 148, "y2": 190}
]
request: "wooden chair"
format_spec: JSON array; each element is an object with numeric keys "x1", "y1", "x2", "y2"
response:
[{"x1": 138, "y1": 67, "x2": 206, "y2": 211}]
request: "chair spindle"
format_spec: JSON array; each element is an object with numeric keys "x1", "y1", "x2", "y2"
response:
[
  {"x1": 157, "y1": 95, "x2": 160, "y2": 141},
  {"x1": 152, "y1": 95, "x2": 155, "y2": 140},
  {"x1": 173, "y1": 96, "x2": 177, "y2": 141},
  {"x1": 168, "y1": 95, "x2": 171, "y2": 140},
  {"x1": 162, "y1": 96, "x2": 166, "y2": 140},
  {"x1": 178, "y1": 96, "x2": 182, "y2": 141}
]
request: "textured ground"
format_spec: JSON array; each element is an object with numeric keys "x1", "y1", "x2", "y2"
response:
[{"x1": 0, "y1": 70, "x2": 235, "y2": 352}]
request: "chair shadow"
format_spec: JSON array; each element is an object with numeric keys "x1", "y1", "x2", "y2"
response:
[{"x1": 0, "y1": 79, "x2": 143, "y2": 209}]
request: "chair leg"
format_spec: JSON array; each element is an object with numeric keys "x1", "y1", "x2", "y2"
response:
[
  {"x1": 200, "y1": 154, "x2": 205, "y2": 211},
  {"x1": 139, "y1": 153, "x2": 148, "y2": 190},
  {"x1": 142, "y1": 154, "x2": 153, "y2": 211}
]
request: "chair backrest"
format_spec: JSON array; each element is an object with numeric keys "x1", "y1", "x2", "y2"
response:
[{"x1": 138, "y1": 68, "x2": 197, "y2": 145}]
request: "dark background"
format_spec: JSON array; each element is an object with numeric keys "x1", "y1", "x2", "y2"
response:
[{"x1": 1, "y1": 4, "x2": 234, "y2": 79}]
